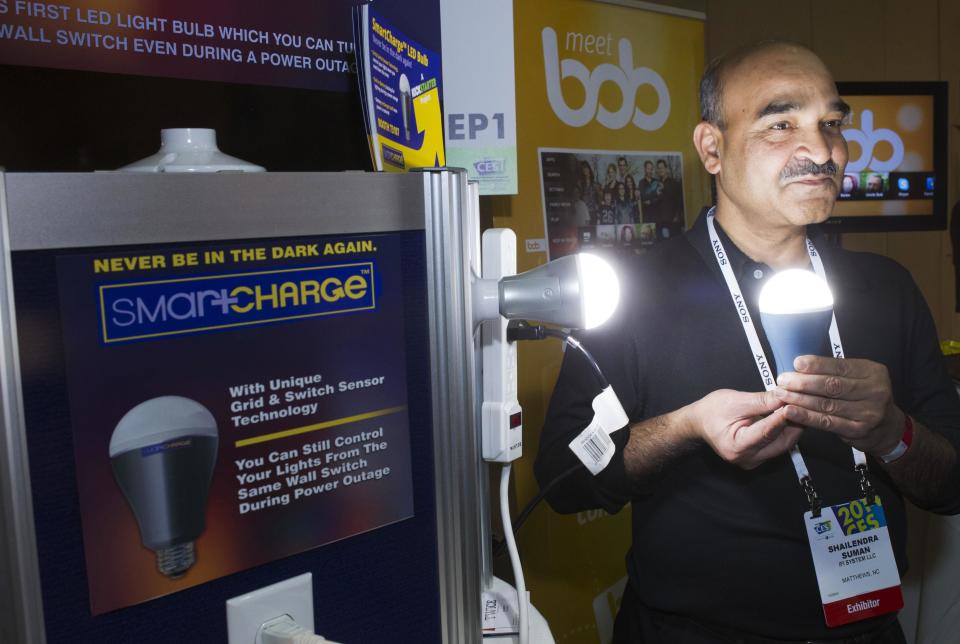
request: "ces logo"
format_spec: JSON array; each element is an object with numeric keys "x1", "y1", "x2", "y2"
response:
[
  {"x1": 843, "y1": 110, "x2": 904, "y2": 173},
  {"x1": 541, "y1": 27, "x2": 670, "y2": 130}
]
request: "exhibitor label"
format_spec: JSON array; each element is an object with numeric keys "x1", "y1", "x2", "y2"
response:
[{"x1": 803, "y1": 499, "x2": 903, "y2": 627}]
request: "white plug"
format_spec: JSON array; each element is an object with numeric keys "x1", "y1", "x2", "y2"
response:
[
  {"x1": 227, "y1": 573, "x2": 318, "y2": 644},
  {"x1": 259, "y1": 615, "x2": 339, "y2": 644}
]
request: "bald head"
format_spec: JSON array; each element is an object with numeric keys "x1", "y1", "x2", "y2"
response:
[
  {"x1": 700, "y1": 42, "x2": 842, "y2": 129},
  {"x1": 691, "y1": 39, "x2": 851, "y2": 243}
]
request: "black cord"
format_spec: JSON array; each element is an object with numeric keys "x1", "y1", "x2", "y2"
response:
[
  {"x1": 506, "y1": 321, "x2": 609, "y2": 388},
  {"x1": 494, "y1": 321, "x2": 612, "y2": 557}
]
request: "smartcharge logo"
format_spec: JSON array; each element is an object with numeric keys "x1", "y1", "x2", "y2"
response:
[
  {"x1": 141, "y1": 438, "x2": 193, "y2": 457},
  {"x1": 99, "y1": 262, "x2": 377, "y2": 343}
]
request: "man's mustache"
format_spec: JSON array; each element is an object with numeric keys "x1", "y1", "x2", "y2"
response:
[{"x1": 780, "y1": 159, "x2": 839, "y2": 180}]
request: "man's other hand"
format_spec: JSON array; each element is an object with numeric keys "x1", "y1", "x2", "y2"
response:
[
  {"x1": 687, "y1": 389, "x2": 803, "y2": 469},
  {"x1": 774, "y1": 356, "x2": 904, "y2": 456}
]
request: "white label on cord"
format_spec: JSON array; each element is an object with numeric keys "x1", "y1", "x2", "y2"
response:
[
  {"x1": 570, "y1": 419, "x2": 615, "y2": 475},
  {"x1": 569, "y1": 386, "x2": 628, "y2": 475}
]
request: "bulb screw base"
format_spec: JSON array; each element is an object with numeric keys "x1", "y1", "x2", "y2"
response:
[{"x1": 156, "y1": 541, "x2": 195, "y2": 578}]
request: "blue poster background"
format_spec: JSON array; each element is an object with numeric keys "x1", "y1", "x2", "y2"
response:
[{"x1": 55, "y1": 232, "x2": 416, "y2": 615}]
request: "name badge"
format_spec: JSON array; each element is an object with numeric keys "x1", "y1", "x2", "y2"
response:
[{"x1": 803, "y1": 499, "x2": 903, "y2": 627}]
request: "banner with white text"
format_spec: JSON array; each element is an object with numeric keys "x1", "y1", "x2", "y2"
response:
[{"x1": 0, "y1": 0, "x2": 374, "y2": 91}]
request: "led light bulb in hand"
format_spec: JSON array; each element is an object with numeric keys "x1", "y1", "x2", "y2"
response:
[
  {"x1": 109, "y1": 396, "x2": 219, "y2": 578},
  {"x1": 758, "y1": 269, "x2": 834, "y2": 376}
]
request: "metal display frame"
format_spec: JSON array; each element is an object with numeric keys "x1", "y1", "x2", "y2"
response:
[{"x1": 0, "y1": 169, "x2": 485, "y2": 644}]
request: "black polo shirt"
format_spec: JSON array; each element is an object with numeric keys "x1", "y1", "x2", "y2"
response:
[{"x1": 535, "y1": 211, "x2": 960, "y2": 640}]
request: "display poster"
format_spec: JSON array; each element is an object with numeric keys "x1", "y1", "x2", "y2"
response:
[
  {"x1": 0, "y1": 0, "x2": 378, "y2": 91},
  {"x1": 540, "y1": 147, "x2": 685, "y2": 258},
  {"x1": 356, "y1": 5, "x2": 444, "y2": 172},
  {"x1": 503, "y1": 2, "x2": 706, "y2": 642},
  {"x1": 57, "y1": 232, "x2": 415, "y2": 614},
  {"x1": 835, "y1": 94, "x2": 936, "y2": 217},
  {"x1": 441, "y1": 0, "x2": 518, "y2": 194}
]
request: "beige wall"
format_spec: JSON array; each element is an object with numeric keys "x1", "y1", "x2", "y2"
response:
[{"x1": 704, "y1": 0, "x2": 960, "y2": 339}]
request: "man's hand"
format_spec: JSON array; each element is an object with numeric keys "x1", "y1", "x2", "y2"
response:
[
  {"x1": 686, "y1": 389, "x2": 803, "y2": 469},
  {"x1": 774, "y1": 356, "x2": 904, "y2": 456}
]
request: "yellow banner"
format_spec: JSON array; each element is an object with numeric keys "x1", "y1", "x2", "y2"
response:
[{"x1": 499, "y1": 2, "x2": 706, "y2": 641}]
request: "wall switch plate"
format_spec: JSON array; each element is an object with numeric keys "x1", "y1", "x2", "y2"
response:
[{"x1": 226, "y1": 572, "x2": 314, "y2": 644}]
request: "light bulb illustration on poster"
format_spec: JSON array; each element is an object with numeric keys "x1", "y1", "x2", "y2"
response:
[{"x1": 57, "y1": 233, "x2": 415, "y2": 614}]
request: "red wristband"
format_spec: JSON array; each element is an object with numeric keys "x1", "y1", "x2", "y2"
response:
[
  {"x1": 902, "y1": 415, "x2": 914, "y2": 447},
  {"x1": 879, "y1": 415, "x2": 913, "y2": 463}
]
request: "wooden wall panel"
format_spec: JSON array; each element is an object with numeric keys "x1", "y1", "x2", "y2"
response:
[
  {"x1": 940, "y1": 0, "x2": 960, "y2": 338},
  {"x1": 884, "y1": 0, "x2": 940, "y2": 81},
  {"x1": 881, "y1": 0, "x2": 943, "y2": 334},
  {"x1": 705, "y1": 0, "x2": 812, "y2": 61},
  {"x1": 888, "y1": 231, "x2": 943, "y2": 327},
  {"x1": 811, "y1": 0, "x2": 885, "y2": 81}
]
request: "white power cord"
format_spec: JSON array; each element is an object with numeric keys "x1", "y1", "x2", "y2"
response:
[
  {"x1": 500, "y1": 464, "x2": 529, "y2": 644},
  {"x1": 259, "y1": 615, "x2": 338, "y2": 644}
]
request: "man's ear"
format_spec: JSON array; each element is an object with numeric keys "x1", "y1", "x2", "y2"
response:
[{"x1": 693, "y1": 122, "x2": 722, "y2": 175}]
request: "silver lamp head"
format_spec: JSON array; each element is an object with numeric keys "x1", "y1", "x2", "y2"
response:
[{"x1": 497, "y1": 253, "x2": 620, "y2": 329}]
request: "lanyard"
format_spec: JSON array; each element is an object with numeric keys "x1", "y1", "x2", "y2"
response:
[{"x1": 705, "y1": 211, "x2": 874, "y2": 515}]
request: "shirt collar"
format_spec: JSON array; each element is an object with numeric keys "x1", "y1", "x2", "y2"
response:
[
  {"x1": 685, "y1": 207, "x2": 828, "y2": 283},
  {"x1": 687, "y1": 207, "x2": 766, "y2": 282}
]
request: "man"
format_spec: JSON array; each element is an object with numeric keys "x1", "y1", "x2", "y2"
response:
[
  {"x1": 654, "y1": 158, "x2": 683, "y2": 236},
  {"x1": 617, "y1": 155, "x2": 633, "y2": 184},
  {"x1": 637, "y1": 160, "x2": 661, "y2": 216},
  {"x1": 867, "y1": 173, "x2": 885, "y2": 194},
  {"x1": 535, "y1": 41, "x2": 960, "y2": 644}
]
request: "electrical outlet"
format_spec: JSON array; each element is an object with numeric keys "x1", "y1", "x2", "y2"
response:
[{"x1": 226, "y1": 573, "x2": 314, "y2": 644}]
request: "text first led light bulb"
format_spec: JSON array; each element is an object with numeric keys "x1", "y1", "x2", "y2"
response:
[
  {"x1": 109, "y1": 396, "x2": 219, "y2": 578},
  {"x1": 758, "y1": 269, "x2": 834, "y2": 376}
]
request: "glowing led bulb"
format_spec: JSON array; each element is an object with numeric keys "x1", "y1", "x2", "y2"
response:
[
  {"x1": 758, "y1": 269, "x2": 834, "y2": 375},
  {"x1": 759, "y1": 269, "x2": 833, "y2": 314},
  {"x1": 578, "y1": 253, "x2": 620, "y2": 330}
]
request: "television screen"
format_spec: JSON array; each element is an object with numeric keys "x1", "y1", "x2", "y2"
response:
[{"x1": 817, "y1": 81, "x2": 947, "y2": 233}]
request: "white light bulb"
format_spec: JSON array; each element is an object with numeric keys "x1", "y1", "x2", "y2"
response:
[
  {"x1": 758, "y1": 269, "x2": 833, "y2": 315},
  {"x1": 110, "y1": 396, "x2": 219, "y2": 578},
  {"x1": 578, "y1": 253, "x2": 620, "y2": 329},
  {"x1": 399, "y1": 74, "x2": 412, "y2": 142}
]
